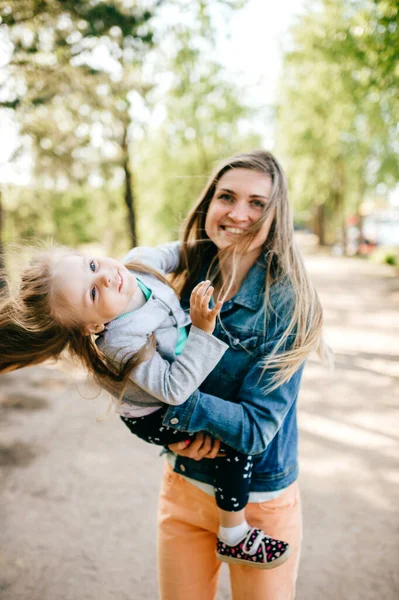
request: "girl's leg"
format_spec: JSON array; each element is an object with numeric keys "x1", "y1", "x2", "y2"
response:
[
  {"x1": 214, "y1": 452, "x2": 291, "y2": 569},
  {"x1": 215, "y1": 451, "x2": 252, "y2": 545},
  {"x1": 121, "y1": 411, "x2": 193, "y2": 446},
  {"x1": 214, "y1": 451, "x2": 253, "y2": 512},
  {"x1": 229, "y1": 482, "x2": 302, "y2": 600},
  {"x1": 219, "y1": 507, "x2": 246, "y2": 527},
  {"x1": 157, "y1": 462, "x2": 221, "y2": 600}
]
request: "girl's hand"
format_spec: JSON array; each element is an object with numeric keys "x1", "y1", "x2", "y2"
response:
[
  {"x1": 168, "y1": 432, "x2": 221, "y2": 460},
  {"x1": 190, "y1": 281, "x2": 223, "y2": 335}
]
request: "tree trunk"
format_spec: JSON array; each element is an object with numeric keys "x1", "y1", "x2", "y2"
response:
[
  {"x1": 0, "y1": 188, "x2": 7, "y2": 292},
  {"x1": 333, "y1": 158, "x2": 346, "y2": 255},
  {"x1": 314, "y1": 203, "x2": 326, "y2": 246},
  {"x1": 355, "y1": 178, "x2": 367, "y2": 252},
  {"x1": 121, "y1": 124, "x2": 138, "y2": 248}
]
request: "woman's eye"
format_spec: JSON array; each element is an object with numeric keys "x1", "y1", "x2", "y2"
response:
[
  {"x1": 91, "y1": 287, "x2": 96, "y2": 301},
  {"x1": 251, "y1": 200, "x2": 266, "y2": 209},
  {"x1": 90, "y1": 260, "x2": 96, "y2": 272},
  {"x1": 219, "y1": 194, "x2": 233, "y2": 202}
]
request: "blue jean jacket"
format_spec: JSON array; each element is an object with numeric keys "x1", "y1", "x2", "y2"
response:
[{"x1": 163, "y1": 253, "x2": 303, "y2": 492}]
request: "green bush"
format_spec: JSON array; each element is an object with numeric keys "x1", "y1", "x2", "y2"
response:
[{"x1": 371, "y1": 246, "x2": 399, "y2": 267}]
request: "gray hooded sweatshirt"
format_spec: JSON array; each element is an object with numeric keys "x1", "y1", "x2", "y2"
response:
[{"x1": 96, "y1": 243, "x2": 228, "y2": 417}]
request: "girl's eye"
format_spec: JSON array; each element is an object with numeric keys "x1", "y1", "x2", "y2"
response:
[
  {"x1": 219, "y1": 193, "x2": 233, "y2": 202},
  {"x1": 91, "y1": 287, "x2": 96, "y2": 301},
  {"x1": 90, "y1": 260, "x2": 96, "y2": 272}
]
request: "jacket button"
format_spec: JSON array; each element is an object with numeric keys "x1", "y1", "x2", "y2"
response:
[
  {"x1": 170, "y1": 418, "x2": 179, "y2": 425},
  {"x1": 180, "y1": 464, "x2": 186, "y2": 472},
  {"x1": 232, "y1": 338, "x2": 240, "y2": 346}
]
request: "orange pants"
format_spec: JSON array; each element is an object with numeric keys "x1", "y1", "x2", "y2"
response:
[{"x1": 157, "y1": 463, "x2": 302, "y2": 600}]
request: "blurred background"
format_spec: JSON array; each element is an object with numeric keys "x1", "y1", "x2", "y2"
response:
[
  {"x1": 0, "y1": 0, "x2": 398, "y2": 265},
  {"x1": 0, "y1": 2, "x2": 398, "y2": 599}
]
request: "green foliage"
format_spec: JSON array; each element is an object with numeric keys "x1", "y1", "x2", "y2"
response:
[
  {"x1": 0, "y1": 0, "x2": 163, "y2": 248},
  {"x1": 0, "y1": 0, "x2": 159, "y2": 170},
  {"x1": 3, "y1": 184, "x2": 130, "y2": 255},
  {"x1": 1, "y1": 0, "x2": 255, "y2": 251},
  {"x1": 0, "y1": 0, "x2": 156, "y2": 43},
  {"x1": 371, "y1": 246, "x2": 399, "y2": 267},
  {"x1": 276, "y1": 0, "x2": 399, "y2": 246},
  {"x1": 134, "y1": 5, "x2": 261, "y2": 244}
]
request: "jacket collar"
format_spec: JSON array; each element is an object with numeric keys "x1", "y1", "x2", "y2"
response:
[
  {"x1": 224, "y1": 256, "x2": 267, "y2": 311},
  {"x1": 191, "y1": 251, "x2": 270, "y2": 313}
]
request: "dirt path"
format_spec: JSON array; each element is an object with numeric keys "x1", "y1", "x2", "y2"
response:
[{"x1": 1, "y1": 254, "x2": 398, "y2": 600}]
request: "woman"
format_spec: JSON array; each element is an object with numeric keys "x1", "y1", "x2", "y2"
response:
[{"x1": 154, "y1": 150, "x2": 325, "y2": 600}]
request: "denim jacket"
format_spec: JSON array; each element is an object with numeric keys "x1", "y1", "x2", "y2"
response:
[{"x1": 127, "y1": 242, "x2": 303, "y2": 493}]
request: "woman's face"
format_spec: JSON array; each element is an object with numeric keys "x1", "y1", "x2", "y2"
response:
[{"x1": 205, "y1": 168, "x2": 274, "y2": 257}]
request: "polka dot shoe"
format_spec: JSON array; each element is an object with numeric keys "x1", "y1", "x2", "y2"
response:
[{"x1": 216, "y1": 527, "x2": 292, "y2": 570}]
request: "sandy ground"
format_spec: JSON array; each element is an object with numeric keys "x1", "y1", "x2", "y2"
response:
[{"x1": 1, "y1": 251, "x2": 399, "y2": 600}]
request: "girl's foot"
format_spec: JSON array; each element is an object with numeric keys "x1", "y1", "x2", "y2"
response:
[{"x1": 216, "y1": 527, "x2": 291, "y2": 570}]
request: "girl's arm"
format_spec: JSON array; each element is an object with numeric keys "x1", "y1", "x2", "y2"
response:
[
  {"x1": 115, "y1": 326, "x2": 228, "y2": 407},
  {"x1": 102, "y1": 284, "x2": 227, "y2": 408}
]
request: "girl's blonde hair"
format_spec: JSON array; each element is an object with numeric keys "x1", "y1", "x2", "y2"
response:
[
  {"x1": 172, "y1": 149, "x2": 327, "y2": 391},
  {"x1": 0, "y1": 244, "x2": 169, "y2": 394}
]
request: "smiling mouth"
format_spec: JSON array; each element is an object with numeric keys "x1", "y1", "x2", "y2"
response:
[
  {"x1": 118, "y1": 272, "x2": 123, "y2": 292},
  {"x1": 220, "y1": 226, "x2": 246, "y2": 235}
]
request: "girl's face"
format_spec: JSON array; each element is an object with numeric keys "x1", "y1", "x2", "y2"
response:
[
  {"x1": 52, "y1": 254, "x2": 139, "y2": 334},
  {"x1": 205, "y1": 169, "x2": 274, "y2": 257}
]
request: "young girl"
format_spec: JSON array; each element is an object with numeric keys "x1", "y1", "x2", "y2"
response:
[{"x1": 0, "y1": 242, "x2": 291, "y2": 570}]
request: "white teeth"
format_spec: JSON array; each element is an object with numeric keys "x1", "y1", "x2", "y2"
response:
[{"x1": 224, "y1": 227, "x2": 245, "y2": 235}]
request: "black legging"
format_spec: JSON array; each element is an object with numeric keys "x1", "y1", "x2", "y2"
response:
[{"x1": 121, "y1": 409, "x2": 253, "y2": 512}]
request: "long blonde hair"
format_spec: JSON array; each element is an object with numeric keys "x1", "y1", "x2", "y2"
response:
[
  {"x1": 172, "y1": 149, "x2": 327, "y2": 391},
  {"x1": 0, "y1": 244, "x2": 169, "y2": 393}
]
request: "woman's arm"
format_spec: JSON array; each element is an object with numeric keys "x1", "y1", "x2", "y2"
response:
[
  {"x1": 162, "y1": 344, "x2": 304, "y2": 456},
  {"x1": 123, "y1": 242, "x2": 181, "y2": 275},
  {"x1": 163, "y1": 273, "x2": 302, "y2": 455}
]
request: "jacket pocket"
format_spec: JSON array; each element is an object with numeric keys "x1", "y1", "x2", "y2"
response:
[{"x1": 217, "y1": 330, "x2": 261, "y2": 383}]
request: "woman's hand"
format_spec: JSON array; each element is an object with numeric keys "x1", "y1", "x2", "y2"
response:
[{"x1": 168, "y1": 432, "x2": 221, "y2": 460}]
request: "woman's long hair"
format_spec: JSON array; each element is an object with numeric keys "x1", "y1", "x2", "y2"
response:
[
  {"x1": 0, "y1": 244, "x2": 169, "y2": 395},
  {"x1": 172, "y1": 149, "x2": 327, "y2": 391}
]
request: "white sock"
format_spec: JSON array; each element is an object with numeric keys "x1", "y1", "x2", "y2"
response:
[{"x1": 218, "y1": 520, "x2": 249, "y2": 546}]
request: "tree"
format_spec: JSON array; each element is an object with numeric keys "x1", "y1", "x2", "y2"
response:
[
  {"x1": 0, "y1": 0, "x2": 163, "y2": 246},
  {"x1": 276, "y1": 0, "x2": 398, "y2": 247},
  {"x1": 133, "y1": 3, "x2": 261, "y2": 244},
  {"x1": 1, "y1": 0, "x2": 253, "y2": 250},
  {"x1": 0, "y1": 139, "x2": 25, "y2": 288},
  {"x1": 0, "y1": 188, "x2": 5, "y2": 290}
]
